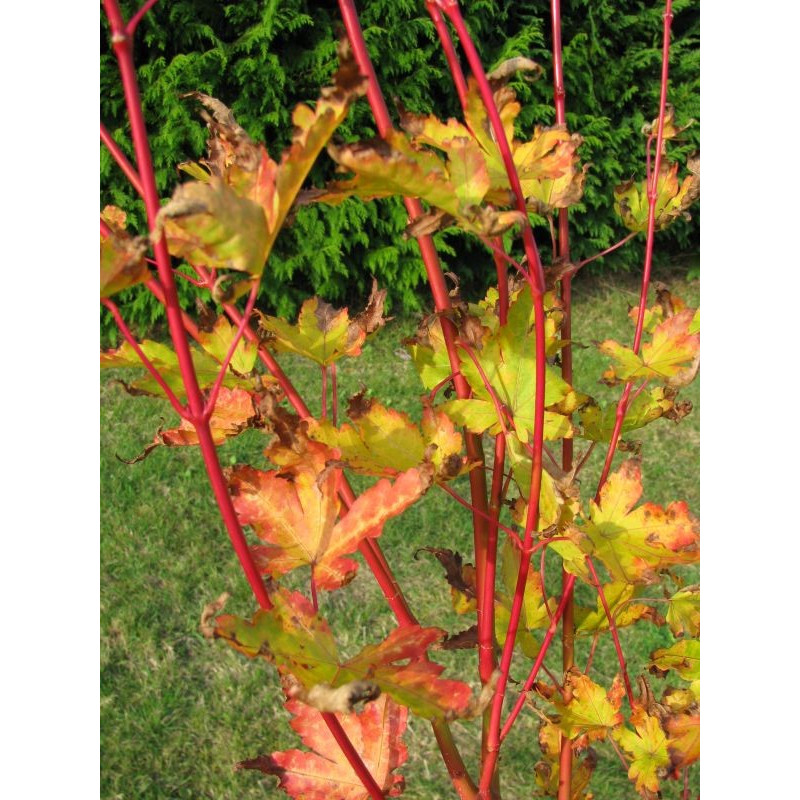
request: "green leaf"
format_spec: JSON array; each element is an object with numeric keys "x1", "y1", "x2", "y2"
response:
[
  {"x1": 574, "y1": 581, "x2": 656, "y2": 634},
  {"x1": 100, "y1": 338, "x2": 258, "y2": 400},
  {"x1": 614, "y1": 711, "x2": 671, "y2": 794},
  {"x1": 308, "y1": 393, "x2": 466, "y2": 481},
  {"x1": 598, "y1": 308, "x2": 700, "y2": 385},
  {"x1": 666, "y1": 587, "x2": 700, "y2": 638},
  {"x1": 567, "y1": 460, "x2": 699, "y2": 585},
  {"x1": 649, "y1": 639, "x2": 700, "y2": 681},
  {"x1": 158, "y1": 42, "x2": 366, "y2": 277},
  {"x1": 257, "y1": 282, "x2": 387, "y2": 367},
  {"x1": 614, "y1": 157, "x2": 699, "y2": 233},
  {"x1": 537, "y1": 669, "x2": 624, "y2": 740}
]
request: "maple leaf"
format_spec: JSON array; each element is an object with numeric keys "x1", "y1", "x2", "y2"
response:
[
  {"x1": 157, "y1": 42, "x2": 365, "y2": 277},
  {"x1": 574, "y1": 581, "x2": 658, "y2": 634},
  {"x1": 665, "y1": 587, "x2": 700, "y2": 638},
  {"x1": 614, "y1": 710, "x2": 671, "y2": 795},
  {"x1": 649, "y1": 639, "x2": 700, "y2": 681},
  {"x1": 229, "y1": 449, "x2": 432, "y2": 590},
  {"x1": 120, "y1": 387, "x2": 267, "y2": 463},
  {"x1": 578, "y1": 386, "x2": 684, "y2": 442},
  {"x1": 566, "y1": 460, "x2": 699, "y2": 585},
  {"x1": 627, "y1": 285, "x2": 689, "y2": 334},
  {"x1": 237, "y1": 694, "x2": 408, "y2": 799},
  {"x1": 213, "y1": 587, "x2": 473, "y2": 720},
  {"x1": 641, "y1": 104, "x2": 695, "y2": 144},
  {"x1": 307, "y1": 77, "x2": 583, "y2": 236},
  {"x1": 598, "y1": 308, "x2": 699, "y2": 385},
  {"x1": 665, "y1": 711, "x2": 700, "y2": 775},
  {"x1": 100, "y1": 205, "x2": 149, "y2": 297},
  {"x1": 100, "y1": 338, "x2": 264, "y2": 400},
  {"x1": 614, "y1": 157, "x2": 700, "y2": 233},
  {"x1": 537, "y1": 669, "x2": 624, "y2": 740},
  {"x1": 435, "y1": 286, "x2": 579, "y2": 443},
  {"x1": 257, "y1": 281, "x2": 387, "y2": 367},
  {"x1": 309, "y1": 392, "x2": 466, "y2": 481},
  {"x1": 195, "y1": 315, "x2": 259, "y2": 374}
]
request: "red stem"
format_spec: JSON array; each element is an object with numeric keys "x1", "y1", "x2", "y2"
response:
[
  {"x1": 321, "y1": 709, "x2": 387, "y2": 800},
  {"x1": 203, "y1": 279, "x2": 259, "y2": 421},
  {"x1": 498, "y1": 573, "x2": 576, "y2": 742},
  {"x1": 102, "y1": 298, "x2": 186, "y2": 417},
  {"x1": 310, "y1": 568, "x2": 319, "y2": 613},
  {"x1": 100, "y1": 122, "x2": 144, "y2": 197},
  {"x1": 173, "y1": 270, "x2": 206, "y2": 288},
  {"x1": 437, "y1": 483, "x2": 523, "y2": 546},
  {"x1": 321, "y1": 365, "x2": 328, "y2": 420},
  {"x1": 331, "y1": 363, "x2": 339, "y2": 426},
  {"x1": 125, "y1": 0, "x2": 160, "y2": 36},
  {"x1": 336, "y1": 6, "x2": 491, "y2": 670},
  {"x1": 104, "y1": 5, "x2": 383, "y2": 792},
  {"x1": 585, "y1": 557, "x2": 634, "y2": 706},
  {"x1": 594, "y1": 0, "x2": 675, "y2": 499},
  {"x1": 550, "y1": 2, "x2": 575, "y2": 795},
  {"x1": 583, "y1": 631, "x2": 600, "y2": 674},
  {"x1": 480, "y1": 434, "x2": 505, "y2": 681},
  {"x1": 433, "y1": 6, "x2": 550, "y2": 793},
  {"x1": 427, "y1": 2, "x2": 469, "y2": 109},
  {"x1": 576, "y1": 231, "x2": 638, "y2": 270}
]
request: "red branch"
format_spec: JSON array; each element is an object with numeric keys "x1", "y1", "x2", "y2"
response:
[
  {"x1": 104, "y1": 3, "x2": 383, "y2": 794},
  {"x1": 594, "y1": 0, "x2": 675, "y2": 499},
  {"x1": 585, "y1": 557, "x2": 634, "y2": 706},
  {"x1": 550, "y1": 2, "x2": 575, "y2": 796},
  {"x1": 431, "y1": 4, "x2": 550, "y2": 793},
  {"x1": 102, "y1": 298, "x2": 186, "y2": 417},
  {"x1": 100, "y1": 122, "x2": 144, "y2": 198},
  {"x1": 499, "y1": 573, "x2": 577, "y2": 742}
]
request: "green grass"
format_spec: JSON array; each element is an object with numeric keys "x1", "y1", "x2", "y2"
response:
[{"x1": 101, "y1": 268, "x2": 699, "y2": 799}]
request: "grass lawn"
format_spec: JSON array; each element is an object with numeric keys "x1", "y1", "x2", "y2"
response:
[{"x1": 101, "y1": 268, "x2": 699, "y2": 799}]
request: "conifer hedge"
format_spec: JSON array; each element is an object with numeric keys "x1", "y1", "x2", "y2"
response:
[{"x1": 101, "y1": 0, "x2": 699, "y2": 335}]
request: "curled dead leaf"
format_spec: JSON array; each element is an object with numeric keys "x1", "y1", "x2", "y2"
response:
[
  {"x1": 200, "y1": 592, "x2": 230, "y2": 638},
  {"x1": 284, "y1": 678, "x2": 382, "y2": 714}
]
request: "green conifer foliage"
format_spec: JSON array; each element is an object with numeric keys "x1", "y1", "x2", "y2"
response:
[{"x1": 101, "y1": 0, "x2": 698, "y2": 336}]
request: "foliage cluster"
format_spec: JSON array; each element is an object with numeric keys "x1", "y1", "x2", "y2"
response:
[
  {"x1": 101, "y1": 0, "x2": 699, "y2": 336},
  {"x1": 101, "y1": 0, "x2": 699, "y2": 796}
]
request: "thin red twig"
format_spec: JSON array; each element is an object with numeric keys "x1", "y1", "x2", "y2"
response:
[
  {"x1": 125, "y1": 0, "x2": 161, "y2": 36},
  {"x1": 426, "y1": 1, "x2": 468, "y2": 109},
  {"x1": 498, "y1": 573, "x2": 576, "y2": 742},
  {"x1": 583, "y1": 631, "x2": 600, "y2": 674},
  {"x1": 594, "y1": 0, "x2": 675, "y2": 499},
  {"x1": 173, "y1": 270, "x2": 206, "y2": 288},
  {"x1": 331, "y1": 364, "x2": 339, "y2": 426},
  {"x1": 585, "y1": 557, "x2": 634, "y2": 706},
  {"x1": 204, "y1": 279, "x2": 259, "y2": 420},
  {"x1": 321, "y1": 365, "x2": 328, "y2": 420},
  {"x1": 575, "y1": 232, "x2": 638, "y2": 270},
  {"x1": 480, "y1": 434, "x2": 506, "y2": 682},
  {"x1": 100, "y1": 122, "x2": 144, "y2": 197},
  {"x1": 102, "y1": 298, "x2": 187, "y2": 417}
]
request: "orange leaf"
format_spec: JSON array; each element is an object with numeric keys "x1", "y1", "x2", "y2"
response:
[
  {"x1": 229, "y1": 453, "x2": 432, "y2": 590},
  {"x1": 238, "y1": 694, "x2": 408, "y2": 799},
  {"x1": 569, "y1": 460, "x2": 699, "y2": 584}
]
